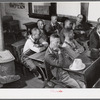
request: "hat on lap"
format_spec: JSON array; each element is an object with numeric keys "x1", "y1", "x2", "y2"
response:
[{"x1": 69, "y1": 59, "x2": 86, "y2": 71}]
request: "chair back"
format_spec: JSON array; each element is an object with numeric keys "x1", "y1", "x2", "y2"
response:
[
  {"x1": 44, "y1": 61, "x2": 54, "y2": 81},
  {"x1": 84, "y1": 57, "x2": 100, "y2": 88}
]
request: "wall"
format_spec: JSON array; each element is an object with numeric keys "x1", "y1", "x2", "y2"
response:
[
  {"x1": 1, "y1": 3, "x2": 6, "y2": 17},
  {"x1": 3, "y1": 2, "x2": 81, "y2": 30},
  {"x1": 88, "y1": 2, "x2": 100, "y2": 21},
  {"x1": 57, "y1": 2, "x2": 81, "y2": 17},
  {"x1": 5, "y1": 3, "x2": 39, "y2": 29},
  {"x1": 4, "y1": 2, "x2": 82, "y2": 30}
]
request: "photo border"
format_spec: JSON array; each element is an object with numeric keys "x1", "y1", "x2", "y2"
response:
[{"x1": 0, "y1": 0, "x2": 100, "y2": 99}]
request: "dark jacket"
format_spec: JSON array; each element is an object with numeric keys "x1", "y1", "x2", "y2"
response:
[
  {"x1": 74, "y1": 22, "x2": 91, "y2": 39},
  {"x1": 45, "y1": 22, "x2": 62, "y2": 36},
  {"x1": 89, "y1": 28, "x2": 100, "y2": 49},
  {"x1": 60, "y1": 28, "x2": 74, "y2": 44},
  {"x1": 39, "y1": 28, "x2": 48, "y2": 42}
]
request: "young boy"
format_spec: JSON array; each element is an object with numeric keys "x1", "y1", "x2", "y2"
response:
[
  {"x1": 45, "y1": 15, "x2": 62, "y2": 36},
  {"x1": 21, "y1": 28, "x2": 48, "y2": 77},
  {"x1": 45, "y1": 34, "x2": 86, "y2": 88}
]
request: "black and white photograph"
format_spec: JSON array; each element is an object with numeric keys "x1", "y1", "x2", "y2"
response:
[{"x1": 0, "y1": 1, "x2": 100, "y2": 90}]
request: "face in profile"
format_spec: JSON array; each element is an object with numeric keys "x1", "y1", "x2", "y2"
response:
[
  {"x1": 31, "y1": 29, "x2": 40, "y2": 40},
  {"x1": 37, "y1": 20, "x2": 44, "y2": 30},
  {"x1": 97, "y1": 18, "x2": 100, "y2": 23},
  {"x1": 51, "y1": 16, "x2": 57, "y2": 25},
  {"x1": 51, "y1": 38, "x2": 60, "y2": 51},
  {"x1": 64, "y1": 20, "x2": 73, "y2": 29},
  {"x1": 97, "y1": 26, "x2": 100, "y2": 34},
  {"x1": 77, "y1": 14, "x2": 83, "y2": 23}
]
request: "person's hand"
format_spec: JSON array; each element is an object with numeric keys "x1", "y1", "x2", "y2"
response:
[
  {"x1": 54, "y1": 29, "x2": 59, "y2": 33},
  {"x1": 75, "y1": 49, "x2": 79, "y2": 53},
  {"x1": 65, "y1": 36, "x2": 69, "y2": 41},
  {"x1": 76, "y1": 49, "x2": 82, "y2": 54},
  {"x1": 35, "y1": 44, "x2": 43, "y2": 47},
  {"x1": 80, "y1": 31, "x2": 85, "y2": 34},
  {"x1": 38, "y1": 44, "x2": 43, "y2": 47},
  {"x1": 35, "y1": 44, "x2": 39, "y2": 47},
  {"x1": 57, "y1": 48, "x2": 61, "y2": 54}
]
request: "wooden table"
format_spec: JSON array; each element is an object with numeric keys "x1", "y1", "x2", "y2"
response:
[{"x1": 29, "y1": 50, "x2": 100, "y2": 88}]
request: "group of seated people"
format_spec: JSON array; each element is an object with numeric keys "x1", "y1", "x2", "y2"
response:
[{"x1": 21, "y1": 14, "x2": 100, "y2": 88}]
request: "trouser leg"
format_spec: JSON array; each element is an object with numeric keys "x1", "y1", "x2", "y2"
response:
[
  {"x1": 21, "y1": 54, "x2": 37, "y2": 72},
  {"x1": 76, "y1": 80, "x2": 86, "y2": 88},
  {"x1": 21, "y1": 55, "x2": 40, "y2": 77},
  {"x1": 59, "y1": 71, "x2": 81, "y2": 88},
  {"x1": 64, "y1": 77, "x2": 80, "y2": 88},
  {"x1": 25, "y1": 59, "x2": 37, "y2": 71}
]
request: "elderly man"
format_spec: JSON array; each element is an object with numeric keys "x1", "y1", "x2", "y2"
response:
[
  {"x1": 45, "y1": 34, "x2": 86, "y2": 88},
  {"x1": 37, "y1": 19, "x2": 48, "y2": 41},
  {"x1": 45, "y1": 15, "x2": 62, "y2": 36},
  {"x1": 21, "y1": 28, "x2": 48, "y2": 77}
]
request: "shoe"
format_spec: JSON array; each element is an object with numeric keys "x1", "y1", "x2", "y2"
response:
[
  {"x1": 34, "y1": 71, "x2": 39, "y2": 77},
  {"x1": 0, "y1": 75, "x2": 20, "y2": 84},
  {"x1": 37, "y1": 73, "x2": 42, "y2": 79},
  {"x1": 34, "y1": 71, "x2": 42, "y2": 79},
  {"x1": 0, "y1": 83, "x2": 3, "y2": 87}
]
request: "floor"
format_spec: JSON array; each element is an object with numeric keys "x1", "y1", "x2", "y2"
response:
[{"x1": 2, "y1": 31, "x2": 44, "y2": 88}]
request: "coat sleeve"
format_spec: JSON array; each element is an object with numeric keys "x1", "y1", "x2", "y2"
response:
[
  {"x1": 45, "y1": 53, "x2": 63, "y2": 68},
  {"x1": 60, "y1": 30, "x2": 65, "y2": 44},
  {"x1": 89, "y1": 33, "x2": 97, "y2": 49}
]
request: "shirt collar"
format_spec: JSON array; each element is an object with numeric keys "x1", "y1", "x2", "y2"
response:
[
  {"x1": 51, "y1": 22, "x2": 56, "y2": 26},
  {"x1": 29, "y1": 35, "x2": 35, "y2": 43}
]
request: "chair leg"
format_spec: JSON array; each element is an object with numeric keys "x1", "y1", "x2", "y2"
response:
[
  {"x1": 37, "y1": 66, "x2": 46, "y2": 81},
  {"x1": 22, "y1": 66, "x2": 26, "y2": 76},
  {"x1": 20, "y1": 63, "x2": 26, "y2": 76}
]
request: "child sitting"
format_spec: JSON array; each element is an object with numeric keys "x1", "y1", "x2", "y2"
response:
[{"x1": 21, "y1": 28, "x2": 48, "y2": 77}]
